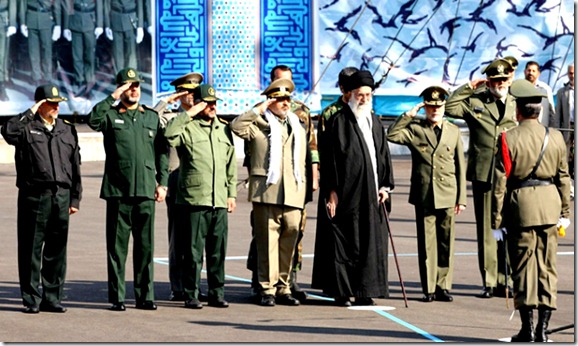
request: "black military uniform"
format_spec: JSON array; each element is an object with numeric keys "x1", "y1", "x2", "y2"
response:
[
  {"x1": 63, "y1": 0, "x2": 103, "y2": 97},
  {"x1": 1, "y1": 84, "x2": 82, "y2": 314},
  {"x1": 19, "y1": 0, "x2": 62, "y2": 84},
  {"x1": 0, "y1": 0, "x2": 16, "y2": 100}
]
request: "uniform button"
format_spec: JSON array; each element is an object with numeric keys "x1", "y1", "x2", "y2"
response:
[
  {"x1": 433, "y1": 165, "x2": 436, "y2": 169},
  {"x1": 440, "y1": 177, "x2": 445, "y2": 181},
  {"x1": 433, "y1": 177, "x2": 436, "y2": 180}
]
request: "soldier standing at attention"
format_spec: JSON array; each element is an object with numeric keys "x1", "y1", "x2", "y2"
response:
[
  {"x1": 445, "y1": 58, "x2": 517, "y2": 299},
  {"x1": 62, "y1": 0, "x2": 104, "y2": 98},
  {"x1": 153, "y1": 72, "x2": 204, "y2": 302},
  {"x1": 88, "y1": 67, "x2": 169, "y2": 312},
  {"x1": 1, "y1": 84, "x2": 82, "y2": 314},
  {"x1": 19, "y1": 0, "x2": 63, "y2": 85},
  {"x1": 0, "y1": 0, "x2": 16, "y2": 101},
  {"x1": 387, "y1": 86, "x2": 467, "y2": 303},
  {"x1": 165, "y1": 84, "x2": 237, "y2": 309},
  {"x1": 492, "y1": 80, "x2": 571, "y2": 342},
  {"x1": 104, "y1": 0, "x2": 143, "y2": 71}
]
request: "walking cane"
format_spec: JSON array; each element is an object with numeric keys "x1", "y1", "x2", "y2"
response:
[
  {"x1": 503, "y1": 238, "x2": 510, "y2": 310},
  {"x1": 382, "y1": 202, "x2": 409, "y2": 308}
]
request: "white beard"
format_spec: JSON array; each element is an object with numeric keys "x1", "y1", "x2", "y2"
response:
[
  {"x1": 490, "y1": 86, "x2": 508, "y2": 99},
  {"x1": 348, "y1": 98, "x2": 372, "y2": 120}
]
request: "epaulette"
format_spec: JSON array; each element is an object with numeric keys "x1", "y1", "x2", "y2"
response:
[
  {"x1": 217, "y1": 117, "x2": 229, "y2": 125},
  {"x1": 292, "y1": 99, "x2": 310, "y2": 112},
  {"x1": 63, "y1": 119, "x2": 73, "y2": 126}
]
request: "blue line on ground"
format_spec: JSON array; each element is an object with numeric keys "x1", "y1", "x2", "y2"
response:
[{"x1": 374, "y1": 310, "x2": 444, "y2": 342}]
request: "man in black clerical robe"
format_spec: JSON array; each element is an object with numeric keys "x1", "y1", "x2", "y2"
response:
[{"x1": 312, "y1": 70, "x2": 394, "y2": 307}]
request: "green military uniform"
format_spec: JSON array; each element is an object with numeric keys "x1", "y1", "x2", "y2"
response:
[
  {"x1": 445, "y1": 59, "x2": 517, "y2": 295},
  {"x1": 20, "y1": 0, "x2": 61, "y2": 84},
  {"x1": 491, "y1": 80, "x2": 571, "y2": 342},
  {"x1": 0, "y1": 0, "x2": 16, "y2": 100},
  {"x1": 387, "y1": 87, "x2": 467, "y2": 300},
  {"x1": 63, "y1": 0, "x2": 103, "y2": 93},
  {"x1": 105, "y1": 0, "x2": 142, "y2": 70},
  {"x1": 87, "y1": 68, "x2": 168, "y2": 307},
  {"x1": 164, "y1": 85, "x2": 237, "y2": 304}
]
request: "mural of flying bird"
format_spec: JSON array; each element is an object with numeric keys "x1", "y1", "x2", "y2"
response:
[
  {"x1": 325, "y1": 5, "x2": 363, "y2": 44},
  {"x1": 518, "y1": 22, "x2": 574, "y2": 50},
  {"x1": 397, "y1": 68, "x2": 428, "y2": 87},
  {"x1": 461, "y1": 32, "x2": 484, "y2": 53},
  {"x1": 440, "y1": 17, "x2": 462, "y2": 39},
  {"x1": 506, "y1": 0, "x2": 559, "y2": 17}
]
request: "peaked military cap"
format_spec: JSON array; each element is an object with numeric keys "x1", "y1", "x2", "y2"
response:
[
  {"x1": 261, "y1": 78, "x2": 295, "y2": 98},
  {"x1": 193, "y1": 84, "x2": 221, "y2": 102},
  {"x1": 503, "y1": 56, "x2": 519, "y2": 70},
  {"x1": 170, "y1": 72, "x2": 203, "y2": 90},
  {"x1": 509, "y1": 79, "x2": 546, "y2": 103},
  {"x1": 115, "y1": 67, "x2": 144, "y2": 85},
  {"x1": 484, "y1": 59, "x2": 514, "y2": 79},
  {"x1": 419, "y1": 86, "x2": 449, "y2": 106},
  {"x1": 348, "y1": 70, "x2": 375, "y2": 90},
  {"x1": 34, "y1": 84, "x2": 68, "y2": 102}
]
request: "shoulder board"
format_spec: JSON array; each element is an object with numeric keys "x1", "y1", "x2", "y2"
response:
[
  {"x1": 63, "y1": 119, "x2": 73, "y2": 126},
  {"x1": 217, "y1": 117, "x2": 229, "y2": 125},
  {"x1": 292, "y1": 99, "x2": 310, "y2": 111}
]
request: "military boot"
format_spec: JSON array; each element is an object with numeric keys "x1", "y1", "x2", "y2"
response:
[
  {"x1": 534, "y1": 308, "x2": 552, "y2": 342},
  {"x1": 511, "y1": 307, "x2": 535, "y2": 342},
  {"x1": 290, "y1": 270, "x2": 307, "y2": 302}
]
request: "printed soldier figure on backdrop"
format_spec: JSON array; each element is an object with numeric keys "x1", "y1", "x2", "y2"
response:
[
  {"x1": 0, "y1": 0, "x2": 17, "y2": 101},
  {"x1": 387, "y1": 86, "x2": 467, "y2": 303},
  {"x1": 62, "y1": 0, "x2": 104, "y2": 98},
  {"x1": 19, "y1": 0, "x2": 63, "y2": 85},
  {"x1": 492, "y1": 80, "x2": 571, "y2": 342},
  {"x1": 1, "y1": 84, "x2": 82, "y2": 314},
  {"x1": 104, "y1": 0, "x2": 144, "y2": 72},
  {"x1": 445, "y1": 58, "x2": 517, "y2": 299}
]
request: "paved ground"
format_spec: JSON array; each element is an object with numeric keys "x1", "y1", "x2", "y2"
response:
[{"x1": 0, "y1": 158, "x2": 574, "y2": 343}]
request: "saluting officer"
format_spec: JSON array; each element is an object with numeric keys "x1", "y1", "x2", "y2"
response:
[
  {"x1": 445, "y1": 58, "x2": 518, "y2": 299},
  {"x1": 2, "y1": 84, "x2": 82, "y2": 314},
  {"x1": 104, "y1": 0, "x2": 144, "y2": 71},
  {"x1": 492, "y1": 80, "x2": 571, "y2": 342},
  {"x1": 62, "y1": 0, "x2": 104, "y2": 98},
  {"x1": 88, "y1": 67, "x2": 169, "y2": 312},
  {"x1": 0, "y1": 0, "x2": 16, "y2": 101},
  {"x1": 19, "y1": 0, "x2": 63, "y2": 85},
  {"x1": 387, "y1": 86, "x2": 467, "y2": 302},
  {"x1": 153, "y1": 71, "x2": 204, "y2": 302}
]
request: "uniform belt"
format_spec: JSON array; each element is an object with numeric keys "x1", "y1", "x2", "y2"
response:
[
  {"x1": 73, "y1": 5, "x2": 96, "y2": 12},
  {"x1": 27, "y1": 5, "x2": 50, "y2": 12},
  {"x1": 508, "y1": 178, "x2": 553, "y2": 189},
  {"x1": 111, "y1": 6, "x2": 136, "y2": 13}
]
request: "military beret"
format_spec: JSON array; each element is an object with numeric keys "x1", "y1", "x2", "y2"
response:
[
  {"x1": 509, "y1": 79, "x2": 546, "y2": 103},
  {"x1": 484, "y1": 59, "x2": 514, "y2": 79},
  {"x1": 419, "y1": 86, "x2": 449, "y2": 106},
  {"x1": 170, "y1": 72, "x2": 203, "y2": 91},
  {"x1": 261, "y1": 78, "x2": 295, "y2": 98},
  {"x1": 116, "y1": 67, "x2": 144, "y2": 85},
  {"x1": 348, "y1": 70, "x2": 375, "y2": 90},
  {"x1": 193, "y1": 84, "x2": 221, "y2": 102},
  {"x1": 34, "y1": 84, "x2": 67, "y2": 102}
]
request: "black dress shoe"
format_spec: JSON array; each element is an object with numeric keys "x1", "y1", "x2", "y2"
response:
[
  {"x1": 354, "y1": 297, "x2": 376, "y2": 306},
  {"x1": 276, "y1": 294, "x2": 300, "y2": 306},
  {"x1": 207, "y1": 297, "x2": 229, "y2": 308},
  {"x1": 476, "y1": 287, "x2": 494, "y2": 298},
  {"x1": 434, "y1": 288, "x2": 453, "y2": 302},
  {"x1": 169, "y1": 291, "x2": 186, "y2": 301},
  {"x1": 184, "y1": 298, "x2": 203, "y2": 309},
  {"x1": 334, "y1": 297, "x2": 352, "y2": 307},
  {"x1": 494, "y1": 285, "x2": 513, "y2": 298},
  {"x1": 39, "y1": 302, "x2": 67, "y2": 313},
  {"x1": 421, "y1": 294, "x2": 435, "y2": 302},
  {"x1": 291, "y1": 288, "x2": 308, "y2": 302},
  {"x1": 260, "y1": 294, "x2": 275, "y2": 307},
  {"x1": 135, "y1": 301, "x2": 157, "y2": 310},
  {"x1": 24, "y1": 305, "x2": 40, "y2": 314},
  {"x1": 109, "y1": 302, "x2": 126, "y2": 311},
  {"x1": 199, "y1": 292, "x2": 209, "y2": 302}
]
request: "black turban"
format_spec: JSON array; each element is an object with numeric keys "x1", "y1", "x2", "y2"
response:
[{"x1": 347, "y1": 70, "x2": 375, "y2": 91}]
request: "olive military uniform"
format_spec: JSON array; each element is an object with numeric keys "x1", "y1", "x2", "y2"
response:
[
  {"x1": 63, "y1": 0, "x2": 103, "y2": 92},
  {"x1": 1, "y1": 85, "x2": 82, "y2": 312},
  {"x1": 445, "y1": 59, "x2": 517, "y2": 294},
  {"x1": 104, "y1": 0, "x2": 143, "y2": 70},
  {"x1": 20, "y1": 0, "x2": 61, "y2": 84},
  {"x1": 87, "y1": 69, "x2": 168, "y2": 307}
]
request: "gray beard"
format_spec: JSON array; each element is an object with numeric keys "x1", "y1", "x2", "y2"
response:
[
  {"x1": 349, "y1": 99, "x2": 372, "y2": 120},
  {"x1": 490, "y1": 86, "x2": 508, "y2": 99}
]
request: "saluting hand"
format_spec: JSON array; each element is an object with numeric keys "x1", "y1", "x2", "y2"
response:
[
  {"x1": 257, "y1": 98, "x2": 275, "y2": 115},
  {"x1": 111, "y1": 82, "x2": 132, "y2": 100},
  {"x1": 165, "y1": 90, "x2": 189, "y2": 104},
  {"x1": 469, "y1": 78, "x2": 487, "y2": 90},
  {"x1": 406, "y1": 102, "x2": 424, "y2": 117},
  {"x1": 186, "y1": 101, "x2": 207, "y2": 119},
  {"x1": 30, "y1": 99, "x2": 46, "y2": 114}
]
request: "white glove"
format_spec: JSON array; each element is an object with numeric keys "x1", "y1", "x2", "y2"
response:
[
  {"x1": 52, "y1": 25, "x2": 61, "y2": 41},
  {"x1": 20, "y1": 24, "x2": 28, "y2": 38},
  {"x1": 63, "y1": 29, "x2": 72, "y2": 41},
  {"x1": 556, "y1": 218, "x2": 571, "y2": 230},
  {"x1": 94, "y1": 27, "x2": 103, "y2": 39},
  {"x1": 105, "y1": 27, "x2": 113, "y2": 40},
  {"x1": 6, "y1": 26, "x2": 16, "y2": 37},
  {"x1": 492, "y1": 227, "x2": 507, "y2": 241},
  {"x1": 135, "y1": 27, "x2": 144, "y2": 43},
  {"x1": 147, "y1": 25, "x2": 152, "y2": 35}
]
